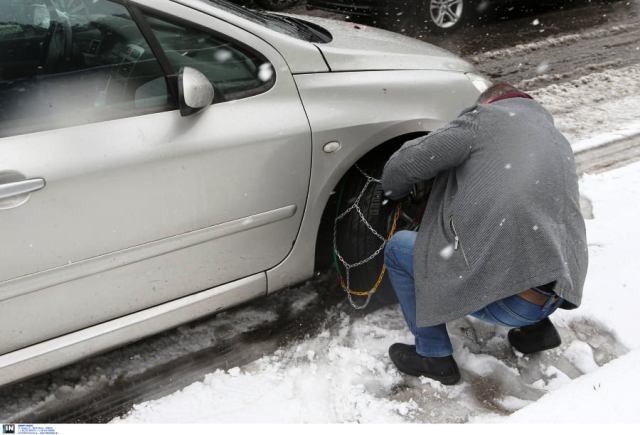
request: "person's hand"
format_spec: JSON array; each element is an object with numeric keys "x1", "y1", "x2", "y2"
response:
[
  {"x1": 382, "y1": 184, "x2": 422, "y2": 206},
  {"x1": 408, "y1": 185, "x2": 420, "y2": 203},
  {"x1": 383, "y1": 185, "x2": 412, "y2": 203}
]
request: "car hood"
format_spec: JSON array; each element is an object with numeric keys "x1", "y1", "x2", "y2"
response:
[{"x1": 298, "y1": 16, "x2": 475, "y2": 73}]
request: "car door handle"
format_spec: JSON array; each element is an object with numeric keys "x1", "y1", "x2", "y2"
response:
[{"x1": 0, "y1": 178, "x2": 46, "y2": 200}]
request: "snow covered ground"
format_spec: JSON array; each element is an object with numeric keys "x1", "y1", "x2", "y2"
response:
[
  {"x1": 114, "y1": 158, "x2": 639, "y2": 424},
  {"x1": 500, "y1": 162, "x2": 640, "y2": 422},
  {"x1": 114, "y1": 65, "x2": 640, "y2": 424},
  {"x1": 531, "y1": 64, "x2": 640, "y2": 151}
]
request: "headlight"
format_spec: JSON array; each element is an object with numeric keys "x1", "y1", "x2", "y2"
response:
[{"x1": 466, "y1": 72, "x2": 493, "y2": 93}]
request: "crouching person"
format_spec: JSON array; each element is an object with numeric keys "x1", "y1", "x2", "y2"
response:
[{"x1": 380, "y1": 83, "x2": 588, "y2": 385}]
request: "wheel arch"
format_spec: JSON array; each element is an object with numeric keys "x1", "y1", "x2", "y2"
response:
[
  {"x1": 312, "y1": 132, "x2": 427, "y2": 274},
  {"x1": 265, "y1": 130, "x2": 428, "y2": 293}
]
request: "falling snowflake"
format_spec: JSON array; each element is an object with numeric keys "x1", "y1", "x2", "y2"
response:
[
  {"x1": 536, "y1": 62, "x2": 551, "y2": 74},
  {"x1": 440, "y1": 245, "x2": 455, "y2": 260},
  {"x1": 258, "y1": 63, "x2": 274, "y2": 82},
  {"x1": 213, "y1": 49, "x2": 232, "y2": 62}
]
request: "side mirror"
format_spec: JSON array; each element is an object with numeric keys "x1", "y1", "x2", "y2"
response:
[{"x1": 178, "y1": 66, "x2": 215, "y2": 117}]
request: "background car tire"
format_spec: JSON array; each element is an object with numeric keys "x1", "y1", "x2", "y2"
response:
[
  {"x1": 255, "y1": 0, "x2": 300, "y2": 11},
  {"x1": 420, "y1": 0, "x2": 480, "y2": 33},
  {"x1": 334, "y1": 150, "x2": 430, "y2": 312},
  {"x1": 373, "y1": 1, "x2": 480, "y2": 36}
]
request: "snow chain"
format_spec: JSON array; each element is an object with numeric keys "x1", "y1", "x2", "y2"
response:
[{"x1": 333, "y1": 165, "x2": 402, "y2": 310}]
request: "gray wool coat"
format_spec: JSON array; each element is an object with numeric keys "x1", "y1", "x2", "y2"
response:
[{"x1": 381, "y1": 97, "x2": 588, "y2": 327}]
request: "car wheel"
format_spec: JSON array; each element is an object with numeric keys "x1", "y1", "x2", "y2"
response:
[
  {"x1": 422, "y1": 0, "x2": 478, "y2": 33},
  {"x1": 254, "y1": 0, "x2": 299, "y2": 11},
  {"x1": 334, "y1": 151, "x2": 431, "y2": 312}
]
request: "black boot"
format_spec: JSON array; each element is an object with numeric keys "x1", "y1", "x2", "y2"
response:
[
  {"x1": 508, "y1": 317, "x2": 562, "y2": 354},
  {"x1": 388, "y1": 343, "x2": 461, "y2": 385}
]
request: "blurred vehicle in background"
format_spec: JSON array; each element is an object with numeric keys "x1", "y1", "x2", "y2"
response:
[
  {"x1": 234, "y1": 0, "x2": 301, "y2": 11},
  {"x1": 256, "y1": 0, "x2": 300, "y2": 10},
  {"x1": 305, "y1": 1, "x2": 510, "y2": 33}
]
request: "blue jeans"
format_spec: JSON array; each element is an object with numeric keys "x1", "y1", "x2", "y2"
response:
[{"x1": 384, "y1": 230, "x2": 564, "y2": 357}]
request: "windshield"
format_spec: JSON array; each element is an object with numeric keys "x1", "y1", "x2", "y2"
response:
[{"x1": 195, "y1": 0, "x2": 331, "y2": 43}]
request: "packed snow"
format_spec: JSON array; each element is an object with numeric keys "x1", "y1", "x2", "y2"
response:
[
  {"x1": 471, "y1": 23, "x2": 638, "y2": 64},
  {"x1": 504, "y1": 350, "x2": 640, "y2": 423},
  {"x1": 115, "y1": 158, "x2": 640, "y2": 423},
  {"x1": 530, "y1": 64, "x2": 640, "y2": 149}
]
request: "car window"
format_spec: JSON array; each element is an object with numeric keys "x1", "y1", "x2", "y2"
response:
[
  {"x1": 143, "y1": 13, "x2": 275, "y2": 102},
  {"x1": 0, "y1": 0, "x2": 171, "y2": 137}
]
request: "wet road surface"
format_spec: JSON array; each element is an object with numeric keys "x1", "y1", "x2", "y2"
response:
[
  {"x1": 298, "y1": 0, "x2": 640, "y2": 87},
  {"x1": 2, "y1": 0, "x2": 640, "y2": 423},
  {"x1": 0, "y1": 276, "x2": 347, "y2": 423}
]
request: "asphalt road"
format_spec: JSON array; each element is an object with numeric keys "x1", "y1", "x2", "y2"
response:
[
  {"x1": 2, "y1": 0, "x2": 640, "y2": 424},
  {"x1": 296, "y1": 0, "x2": 640, "y2": 88}
]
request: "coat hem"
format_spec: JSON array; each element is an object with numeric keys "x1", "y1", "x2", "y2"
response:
[{"x1": 416, "y1": 267, "x2": 574, "y2": 328}]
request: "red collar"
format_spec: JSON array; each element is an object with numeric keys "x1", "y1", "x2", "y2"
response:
[{"x1": 484, "y1": 91, "x2": 534, "y2": 104}]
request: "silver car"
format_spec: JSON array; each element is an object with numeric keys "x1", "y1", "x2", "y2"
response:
[{"x1": 0, "y1": 0, "x2": 489, "y2": 386}]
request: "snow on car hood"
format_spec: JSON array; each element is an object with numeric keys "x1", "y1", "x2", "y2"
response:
[{"x1": 299, "y1": 16, "x2": 475, "y2": 73}]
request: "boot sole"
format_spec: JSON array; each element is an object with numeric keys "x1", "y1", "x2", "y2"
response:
[
  {"x1": 399, "y1": 367, "x2": 461, "y2": 385},
  {"x1": 508, "y1": 330, "x2": 562, "y2": 354},
  {"x1": 390, "y1": 357, "x2": 461, "y2": 385}
]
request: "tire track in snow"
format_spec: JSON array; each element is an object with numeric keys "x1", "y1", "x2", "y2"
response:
[
  {"x1": 471, "y1": 20, "x2": 640, "y2": 89},
  {"x1": 529, "y1": 64, "x2": 640, "y2": 146},
  {"x1": 471, "y1": 22, "x2": 640, "y2": 63}
]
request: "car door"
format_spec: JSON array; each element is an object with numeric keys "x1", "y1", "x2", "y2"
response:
[{"x1": 0, "y1": 0, "x2": 311, "y2": 354}]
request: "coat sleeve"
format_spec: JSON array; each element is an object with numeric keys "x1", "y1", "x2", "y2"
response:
[{"x1": 381, "y1": 110, "x2": 477, "y2": 200}]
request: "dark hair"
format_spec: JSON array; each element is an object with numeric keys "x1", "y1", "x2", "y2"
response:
[{"x1": 478, "y1": 82, "x2": 522, "y2": 104}]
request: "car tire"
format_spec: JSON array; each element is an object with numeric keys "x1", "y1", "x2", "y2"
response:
[
  {"x1": 373, "y1": 1, "x2": 479, "y2": 36},
  {"x1": 334, "y1": 151, "x2": 430, "y2": 312},
  {"x1": 254, "y1": 0, "x2": 299, "y2": 11},
  {"x1": 420, "y1": 0, "x2": 480, "y2": 33}
]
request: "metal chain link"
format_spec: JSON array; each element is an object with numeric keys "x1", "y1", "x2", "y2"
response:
[{"x1": 333, "y1": 165, "x2": 391, "y2": 310}]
